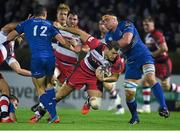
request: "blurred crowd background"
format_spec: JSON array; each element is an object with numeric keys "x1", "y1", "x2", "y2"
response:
[{"x1": 0, "y1": 0, "x2": 180, "y2": 72}]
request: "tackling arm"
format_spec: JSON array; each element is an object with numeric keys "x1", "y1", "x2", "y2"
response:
[
  {"x1": 9, "y1": 60, "x2": 31, "y2": 77},
  {"x1": 152, "y1": 42, "x2": 168, "y2": 58},
  {"x1": 117, "y1": 32, "x2": 133, "y2": 48}
]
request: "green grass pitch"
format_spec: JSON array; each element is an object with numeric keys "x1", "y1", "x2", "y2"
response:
[{"x1": 0, "y1": 108, "x2": 180, "y2": 130}]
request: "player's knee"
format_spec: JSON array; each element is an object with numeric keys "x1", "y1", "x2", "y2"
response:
[
  {"x1": 89, "y1": 97, "x2": 101, "y2": 110},
  {"x1": 143, "y1": 65, "x2": 157, "y2": 86},
  {"x1": 161, "y1": 81, "x2": 169, "y2": 91},
  {"x1": 123, "y1": 81, "x2": 137, "y2": 101}
]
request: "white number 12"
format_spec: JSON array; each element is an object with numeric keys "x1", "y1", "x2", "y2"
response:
[{"x1": 33, "y1": 25, "x2": 47, "y2": 36}]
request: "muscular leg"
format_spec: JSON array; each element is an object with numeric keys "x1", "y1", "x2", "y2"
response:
[
  {"x1": 87, "y1": 90, "x2": 102, "y2": 110},
  {"x1": 104, "y1": 82, "x2": 124, "y2": 114},
  {"x1": 124, "y1": 79, "x2": 140, "y2": 124},
  {"x1": 56, "y1": 83, "x2": 74, "y2": 102},
  {"x1": 0, "y1": 78, "x2": 10, "y2": 96},
  {"x1": 143, "y1": 64, "x2": 169, "y2": 118}
]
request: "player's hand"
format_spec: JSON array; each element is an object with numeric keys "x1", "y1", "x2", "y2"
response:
[
  {"x1": 95, "y1": 66, "x2": 104, "y2": 81},
  {"x1": 54, "y1": 22, "x2": 64, "y2": 29}
]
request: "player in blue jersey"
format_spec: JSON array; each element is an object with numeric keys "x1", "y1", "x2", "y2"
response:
[
  {"x1": 2, "y1": 5, "x2": 72, "y2": 124},
  {"x1": 102, "y1": 13, "x2": 169, "y2": 124}
]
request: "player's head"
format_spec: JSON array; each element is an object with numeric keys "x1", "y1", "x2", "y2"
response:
[
  {"x1": 143, "y1": 16, "x2": 155, "y2": 33},
  {"x1": 99, "y1": 20, "x2": 108, "y2": 34},
  {"x1": 104, "y1": 41, "x2": 119, "y2": 61},
  {"x1": 101, "y1": 10, "x2": 118, "y2": 31},
  {"x1": 57, "y1": 3, "x2": 70, "y2": 26},
  {"x1": 10, "y1": 95, "x2": 19, "y2": 109},
  {"x1": 67, "y1": 11, "x2": 79, "y2": 28},
  {"x1": 33, "y1": 5, "x2": 47, "y2": 19}
]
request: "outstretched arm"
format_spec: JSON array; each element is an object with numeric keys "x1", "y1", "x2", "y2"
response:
[
  {"x1": 1, "y1": 22, "x2": 19, "y2": 34},
  {"x1": 8, "y1": 59, "x2": 31, "y2": 77},
  {"x1": 59, "y1": 26, "x2": 91, "y2": 43}
]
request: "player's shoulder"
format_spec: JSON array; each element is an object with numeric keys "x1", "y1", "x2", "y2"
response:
[
  {"x1": 153, "y1": 29, "x2": 163, "y2": 36},
  {"x1": 119, "y1": 19, "x2": 134, "y2": 28}
]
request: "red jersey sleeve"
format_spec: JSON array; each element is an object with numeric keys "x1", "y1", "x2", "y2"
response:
[
  {"x1": 111, "y1": 56, "x2": 125, "y2": 74},
  {"x1": 84, "y1": 36, "x2": 101, "y2": 50},
  {"x1": 153, "y1": 31, "x2": 166, "y2": 45}
]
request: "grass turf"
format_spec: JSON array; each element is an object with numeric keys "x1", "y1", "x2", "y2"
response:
[{"x1": 0, "y1": 108, "x2": 180, "y2": 130}]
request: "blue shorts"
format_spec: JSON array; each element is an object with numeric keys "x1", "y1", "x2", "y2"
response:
[
  {"x1": 31, "y1": 57, "x2": 55, "y2": 78},
  {"x1": 125, "y1": 55, "x2": 154, "y2": 79}
]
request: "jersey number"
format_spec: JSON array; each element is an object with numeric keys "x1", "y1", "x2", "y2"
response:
[{"x1": 33, "y1": 25, "x2": 47, "y2": 36}]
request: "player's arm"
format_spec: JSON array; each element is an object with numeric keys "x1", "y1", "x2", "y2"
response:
[
  {"x1": 6, "y1": 30, "x2": 21, "y2": 42},
  {"x1": 1, "y1": 22, "x2": 19, "y2": 34},
  {"x1": 117, "y1": 32, "x2": 133, "y2": 48},
  {"x1": 7, "y1": 58, "x2": 32, "y2": 77},
  {"x1": 10, "y1": 112, "x2": 17, "y2": 122},
  {"x1": 60, "y1": 27, "x2": 91, "y2": 42},
  {"x1": 152, "y1": 42, "x2": 168, "y2": 57},
  {"x1": 54, "y1": 33, "x2": 78, "y2": 51},
  {"x1": 151, "y1": 33, "x2": 168, "y2": 57}
]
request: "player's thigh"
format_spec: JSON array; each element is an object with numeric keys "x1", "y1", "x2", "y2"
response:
[
  {"x1": 0, "y1": 74, "x2": 10, "y2": 96},
  {"x1": 155, "y1": 59, "x2": 172, "y2": 80},
  {"x1": 125, "y1": 61, "x2": 142, "y2": 80}
]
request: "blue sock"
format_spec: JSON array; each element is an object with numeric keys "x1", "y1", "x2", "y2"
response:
[
  {"x1": 39, "y1": 92, "x2": 57, "y2": 118},
  {"x1": 46, "y1": 88, "x2": 56, "y2": 106},
  {"x1": 127, "y1": 98, "x2": 138, "y2": 120},
  {"x1": 152, "y1": 82, "x2": 167, "y2": 109}
]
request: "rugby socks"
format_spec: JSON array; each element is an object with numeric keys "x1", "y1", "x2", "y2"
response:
[
  {"x1": 46, "y1": 87, "x2": 57, "y2": 119},
  {"x1": 170, "y1": 83, "x2": 180, "y2": 93},
  {"x1": 46, "y1": 88, "x2": 56, "y2": 107},
  {"x1": 127, "y1": 98, "x2": 138, "y2": 120},
  {"x1": 152, "y1": 82, "x2": 167, "y2": 109},
  {"x1": 142, "y1": 87, "x2": 151, "y2": 105},
  {"x1": 0, "y1": 95, "x2": 10, "y2": 118},
  {"x1": 39, "y1": 90, "x2": 57, "y2": 119}
]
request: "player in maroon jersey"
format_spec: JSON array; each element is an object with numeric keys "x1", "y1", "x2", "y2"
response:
[
  {"x1": 82, "y1": 20, "x2": 125, "y2": 115},
  {"x1": 138, "y1": 16, "x2": 180, "y2": 113}
]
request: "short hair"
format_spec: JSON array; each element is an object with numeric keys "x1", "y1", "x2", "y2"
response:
[
  {"x1": 57, "y1": 3, "x2": 70, "y2": 12},
  {"x1": 101, "y1": 8, "x2": 116, "y2": 17},
  {"x1": 10, "y1": 95, "x2": 19, "y2": 103},
  {"x1": 106, "y1": 41, "x2": 119, "y2": 51},
  {"x1": 68, "y1": 10, "x2": 78, "y2": 17},
  {"x1": 33, "y1": 5, "x2": 47, "y2": 17},
  {"x1": 143, "y1": 16, "x2": 155, "y2": 23}
]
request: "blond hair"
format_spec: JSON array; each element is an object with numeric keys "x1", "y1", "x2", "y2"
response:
[{"x1": 57, "y1": 3, "x2": 70, "y2": 12}]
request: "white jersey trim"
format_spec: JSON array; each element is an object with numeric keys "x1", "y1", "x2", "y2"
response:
[
  {"x1": 0, "y1": 44, "x2": 7, "y2": 60},
  {"x1": 0, "y1": 31, "x2": 7, "y2": 45}
]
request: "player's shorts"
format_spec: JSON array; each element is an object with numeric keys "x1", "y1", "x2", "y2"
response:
[
  {"x1": 56, "y1": 60, "x2": 76, "y2": 83},
  {"x1": 31, "y1": 57, "x2": 55, "y2": 78},
  {"x1": 125, "y1": 54, "x2": 154, "y2": 79},
  {"x1": 67, "y1": 66, "x2": 103, "y2": 92},
  {"x1": 155, "y1": 58, "x2": 172, "y2": 80},
  {"x1": 0, "y1": 73, "x2": 4, "y2": 79}
]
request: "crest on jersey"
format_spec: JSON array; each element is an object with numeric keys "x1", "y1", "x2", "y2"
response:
[
  {"x1": 108, "y1": 37, "x2": 113, "y2": 41},
  {"x1": 125, "y1": 21, "x2": 131, "y2": 27}
]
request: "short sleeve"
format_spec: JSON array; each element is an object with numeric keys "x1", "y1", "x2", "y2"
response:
[
  {"x1": 123, "y1": 21, "x2": 134, "y2": 34},
  {"x1": 50, "y1": 26, "x2": 59, "y2": 37},
  {"x1": 111, "y1": 57, "x2": 125, "y2": 74},
  {"x1": 15, "y1": 21, "x2": 27, "y2": 34},
  {"x1": 84, "y1": 36, "x2": 101, "y2": 50},
  {"x1": 154, "y1": 31, "x2": 166, "y2": 44}
]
